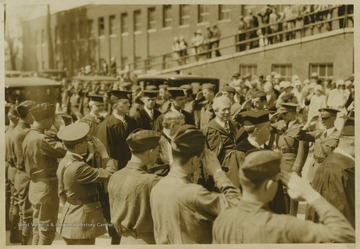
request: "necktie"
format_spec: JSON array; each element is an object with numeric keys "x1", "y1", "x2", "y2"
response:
[
  {"x1": 122, "y1": 117, "x2": 128, "y2": 131},
  {"x1": 224, "y1": 122, "x2": 230, "y2": 134}
]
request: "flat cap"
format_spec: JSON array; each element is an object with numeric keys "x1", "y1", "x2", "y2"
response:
[
  {"x1": 168, "y1": 88, "x2": 186, "y2": 98},
  {"x1": 240, "y1": 110, "x2": 271, "y2": 126},
  {"x1": 240, "y1": 150, "x2": 282, "y2": 182},
  {"x1": 145, "y1": 85, "x2": 157, "y2": 90},
  {"x1": 142, "y1": 90, "x2": 158, "y2": 98},
  {"x1": 222, "y1": 85, "x2": 236, "y2": 95},
  {"x1": 17, "y1": 100, "x2": 36, "y2": 118},
  {"x1": 88, "y1": 95, "x2": 104, "y2": 103},
  {"x1": 171, "y1": 125, "x2": 206, "y2": 156},
  {"x1": 57, "y1": 122, "x2": 90, "y2": 145},
  {"x1": 252, "y1": 91, "x2": 267, "y2": 98},
  {"x1": 107, "y1": 90, "x2": 131, "y2": 103},
  {"x1": 31, "y1": 103, "x2": 56, "y2": 121},
  {"x1": 340, "y1": 112, "x2": 354, "y2": 136},
  {"x1": 126, "y1": 129, "x2": 161, "y2": 152},
  {"x1": 319, "y1": 108, "x2": 340, "y2": 118},
  {"x1": 201, "y1": 83, "x2": 215, "y2": 91}
]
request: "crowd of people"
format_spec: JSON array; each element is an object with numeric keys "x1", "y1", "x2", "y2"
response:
[{"x1": 5, "y1": 68, "x2": 355, "y2": 245}]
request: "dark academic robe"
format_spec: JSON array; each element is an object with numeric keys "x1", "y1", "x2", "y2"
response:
[
  {"x1": 133, "y1": 108, "x2": 161, "y2": 130},
  {"x1": 153, "y1": 109, "x2": 195, "y2": 132},
  {"x1": 224, "y1": 138, "x2": 287, "y2": 214},
  {"x1": 96, "y1": 114, "x2": 138, "y2": 170},
  {"x1": 306, "y1": 151, "x2": 355, "y2": 228}
]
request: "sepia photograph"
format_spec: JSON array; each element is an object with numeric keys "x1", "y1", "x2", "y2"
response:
[{"x1": 3, "y1": 0, "x2": 357, "y2": 246}]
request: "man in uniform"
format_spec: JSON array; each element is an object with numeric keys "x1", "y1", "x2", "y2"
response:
[
  {"x1": 150, "y1": 125, "x2": 241, "y2": 244},
  {"x1": 273, "y1": 103, "x2": 309, "y2": 215},
  {"x1": 22, "y1": 103, "x2": 67, "y2": 245},
  {"x1": 96, "y1": 90, "x2": 138, "y2": 170},
  {"x1": 80, "y1": 95, "x2": 106, "y2": 136},
  {"x1": 12, "y1": 101, "x2": 36, "y2": 245},
  {"x1": 56, "y1": 122, "x2": 116, "y2": 245},
  {"x1": 108, "y1": 129, "x2": 162, "y2": 244},
  {"x1": 95, "y1": 90, "x2": 137, "y2": 244},
  {"x1": 212, "y1": 150, "x2": 355, "y2": 243},
  {"x1": 133, "y1": 90, "x2": 161, "y2": 130},
  {"x1": 306, "y1": 113, "x2": 355, "y2": 227},
  {"x1": 195, "y1": 83, "x2": 215, "y2": 129},
  {"x1": 223, "y1": 110, "x2": 286, "y2": 214},
  {"x1": 153, "y1": 88, "x2": 194, "y2": 131},
  {"x1": 297, "y1": 108, "x2": 340, "y2": 182}
]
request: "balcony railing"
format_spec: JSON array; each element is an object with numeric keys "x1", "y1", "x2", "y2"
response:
[{"x1": 126, "y1": 5, "x2": 353, "y2": 74}]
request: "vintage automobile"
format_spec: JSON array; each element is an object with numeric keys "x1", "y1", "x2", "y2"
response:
[{"x1": 37, "y1": 69, "x2": 67, "y2": 81}]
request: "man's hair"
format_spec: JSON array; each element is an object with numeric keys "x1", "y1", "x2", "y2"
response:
[
  {"x1": 162, "y1": 111, "x2": 185, "y2": 129},
  {"x1": 238, "y1": 171, "x2": 266, "y2": 190},
  {"x1": 171, "y1": 148, "x2": 201, "y2": 165},
  {"x1": 212, "y1": 95, "x2": 231, "y2": 112}
]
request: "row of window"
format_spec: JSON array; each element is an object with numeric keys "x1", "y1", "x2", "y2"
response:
[
  {"x1": 240, "y1": 63, "x2": 334, "y2": 80},
  {"x1": 42, "y1": 5, "x2": 232, "y2": 43}
]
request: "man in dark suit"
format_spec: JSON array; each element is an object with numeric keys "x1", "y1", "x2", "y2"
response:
[
  {"x1": 153, "y1": 88, "x2": 194, "y2": 132},
  {"x1": 223, "y1": 110, "x2": 287, "y2": 214},
  {"x1": 133, "y1": 91, "x2": 161, "y2": 130},
  {"x1": 96, "y1": 90, "x2": 138, "y2": 170}
]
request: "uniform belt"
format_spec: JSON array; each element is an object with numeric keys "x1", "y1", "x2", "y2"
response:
[
  {"x1": 313, "y1": 155, "x2": 325, "y2": 163},
  {"x1": 66, "y1": 195, "x2": 99, "y2": 205},
  {"x1": 280, "y1": 148, "x2": 297, "y2": 154}
]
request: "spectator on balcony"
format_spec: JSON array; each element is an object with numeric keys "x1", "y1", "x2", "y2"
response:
[
  {"x1": 244, "y1": 9, "x2": 259, "y2": 49},
  {"x1": 212, "y1": 25, "x2": 222, "y2": 57},
  {"x1": 294, "y1": 5, "x2": 306, "y2": 38},
  {"x1": 110, "y1": 57, "x2": 117, "y2": 77},
  {"x1": 172, "y1": 37, "x2": 182, "y2": 66},
  {"x1": 268, "y1": 6, "x2": 280, "y2": 44},
  {"x1": 191, "y1": 30, "x2": 204, "y2": 62},
  {"x1": 179, "y1": 36, "x2": 188, "y2": 65},
  {"x1": 257, "y1": 6, "x2": 272, "y2": 40},
  {"x1": 237, "y1": 16, "x2": 247, "y2": 52},
  {"x1": 283, "y1": 5, "x2": 297, "y2": 40},
  {"x1": 303, "y1": 5, "x2": 316, "y2": 35},
  {"x1": 337, "y1": 5, "x2": 353, "y2": 29},
  {"x1": 205, "y1": 26, "x2": 213, "y2": 59}
]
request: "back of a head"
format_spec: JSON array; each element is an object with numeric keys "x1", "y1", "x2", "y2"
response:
[
  {"x1": 239, "y1": 150, "x2": 281, "y2": 190},
  {"x1": 171, "y1": 125, "x2": 206, "y2": 164}
]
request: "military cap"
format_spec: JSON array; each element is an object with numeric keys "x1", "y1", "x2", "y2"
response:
[
  {"x1": 340, "y1": 112, "x2": 354, "y2": 136},
  {"x1": 171, "y1": 125, "x2": 206, "y2": 156},
  {"x1": 145, "y1": 85, "x2": 157, "y2": 91},
  {"x1": 277, "y1": 103, "x2": 298, "y2": 114},
  {"x1": 232, "y1": 72, "x2": 240, "y2": 78},
  {"x1": 201, "y1": 83, "x2": 215, "y2": 91},
  {"x1": 88, "y1": 94, "x2": 104, "y2": 103},
  {"x1": 16, "y1": 100, "x2": 36, "y2": 118},
  {"x1": 57, "y1": 122, "x2": 90, "y2": 145},
  {"x1": 107, "y1": 90, "x2": 131, "y2": 103},
  {"x1": 318, "y1": 108, "x2": 340, "y2": 118},
  {"x1": 240, "y1": 150, "x2": 282, "y2": 182},
  {"x1": 222, "y1": 85, "x2": 236, "y2": 95},
  {"x1": 126, "y1": 129, "x2": 161, "y2": 152},
  {"x1": 168, "y1": 88, "x2": 186, "y2": 98},
  {"x1": 240, "y1": 110, "x2": 271, "y2": 126},
  {"x1": 142, "y1": 90, "x2": 158, "y2": 98},
  {"x1": 31, "y1": 103, "x2": 56, "y2": 121}
]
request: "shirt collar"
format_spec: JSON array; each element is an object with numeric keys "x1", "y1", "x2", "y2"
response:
[
  {"x1": 215, "y1": 117, "x2": 227, "y2": 129},
  {"x1": 144, "y1": 106, "x2": 154, "y2": 117},
  {"x1": 67, "y1": 151, "x2": 84, "y2": 161},
  {"x1": 167, "y1": 166, "x2": 193, "y2": 182}
]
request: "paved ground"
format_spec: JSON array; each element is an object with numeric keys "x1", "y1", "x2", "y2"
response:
[{"x1": 6, "y1": 152, "x2": 314, "y2": 245}]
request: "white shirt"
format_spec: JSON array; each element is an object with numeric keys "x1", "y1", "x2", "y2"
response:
[{"x1": 144, "y1": 106, "x2": 154, "y2": 120}]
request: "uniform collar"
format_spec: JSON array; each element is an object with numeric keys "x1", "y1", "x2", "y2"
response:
[
  {"x1": 168, "y1": 166, "x2": 192, "y2": 182},
  {"x1": 66, "y1": 151, "x2": 84, "y2": 161}
]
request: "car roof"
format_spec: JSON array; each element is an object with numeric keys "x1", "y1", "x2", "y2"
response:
[
  {"x1": 137, "y1": 74, "x2": 219, "y2": 81},
  {"x1": 72, "y1": 75, "x2": 118, "y2": 82},
  {"x1": 38, "y1": 69, "x2": 66, "y2": 73},
  {"x1": 5, "y1": 71, "x2": 34, "y2": 77},
  {"x1": 5, "y1": 77, "x2": 61, "y2": 88}
]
